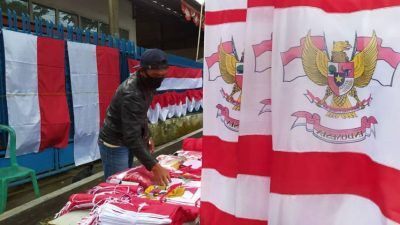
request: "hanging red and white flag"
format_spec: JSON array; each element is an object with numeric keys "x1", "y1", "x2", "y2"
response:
[
  {"x1": 3, "y1": 29, "x2": 70, "y2": 156},
  {"x1": 201, "y1": 0, "x2": 248, "y2": 224},
  {"x1": 68, "y1": 42, "x2": 120, "y2": 166},
  {"x1": 128, "y1": 58, "x2": 203, "y2": 123},
  {"x1": 234, "y1": 1, "x2": 274, "y2": 224},
  {"x1": 269, "y1": 1, "x2": 400, "y2": 224}
]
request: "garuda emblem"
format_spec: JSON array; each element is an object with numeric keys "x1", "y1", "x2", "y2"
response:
[
  {"x1": 302, "y1": 31, "x2": 378, "y2": 118},
  {"x1": 218, "y1": 43, "x2": 244, "y2": 111}
]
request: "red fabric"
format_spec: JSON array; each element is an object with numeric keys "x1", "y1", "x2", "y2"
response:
[
  {"x1": 87, "y1": 183, "x2": 142, "y2": 195},
  {"x1": 170, "y1": 166, "x2": 201, "y2": 181},
  {"x1": 128, "y1": 59, "x2": 140, "y2": 74},
  {"x1": 248, "y1": 0, "x2": 274, "y2": 7},
  {"x1": 96, "y1": 46, "x2": 120, "y2": 128},
  {"x1": 127, "y1": 58, "x2": 202, "y2": 78},
  {"x1": 166, "y1": 66, "x2": 202, "y2": 78},
  {"x1": 57, "y1": 193, "x2": 126, "y2": 217},
  {"x1": 37, "y1": 37, "x2": 70, "y2": 151},
  {"x1": 182, "y1": 138, "x2": 203, "y2": 152},
  {"x1": 205, "y1": 9, "x2": 247, "y2": 25},
  {"x1": 201, "y1": 202, "x2": 266, "y2": 225},
  {"x1": 108, "y1": 166, "x2": 155, "y2": 188},
  {"x1": 129, "y1": 196, "x2": 199, "y2": 224},
  {"x1": 275, "y1": 0, "x2": 400, "y2": 13},
  {"x1": 271, "y1": 151, "x2": 400, "y2": 222},
  {"x1": 202, "y1": 136, "x2": 237, "y2": 178},
  {"x1": 237, "y1": 135, "x2": 272, "y2": 176},
  {"x1": 150, "y1": 90, "x2": 203, "y2": 109}
]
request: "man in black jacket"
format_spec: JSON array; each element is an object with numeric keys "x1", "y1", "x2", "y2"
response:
[{"x1": 99, "y1": 49, "x2": 171, "y2": 186}]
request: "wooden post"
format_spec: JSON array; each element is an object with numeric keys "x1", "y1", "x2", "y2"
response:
[{"x1": 108, "y1": 0, "x2": 119, "y2": 38}]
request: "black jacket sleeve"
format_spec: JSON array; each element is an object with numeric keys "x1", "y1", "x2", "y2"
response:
[{"x1": 121, "y1": 92, "x2": 157, "y2": 171}]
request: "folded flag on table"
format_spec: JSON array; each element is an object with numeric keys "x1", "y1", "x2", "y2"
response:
[
  {"x1": 86, "y1": 183, "x2": 143, "y2": 195},
  {"x1": 107, "y1": 166, "x2": 154, "y2": 188},
  {"x1": 55, "y1": 193, "x2": 127, "y2": 218},
  {"x1": 79, "y1": 196, "x2": 198, "y2": 225}
]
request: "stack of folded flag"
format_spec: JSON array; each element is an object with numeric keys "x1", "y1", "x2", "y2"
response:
[{"x1": 55, "y1": 137, "x2": 203, "y2": 225}]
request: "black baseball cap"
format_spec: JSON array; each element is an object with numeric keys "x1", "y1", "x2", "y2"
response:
[{"x1": 140, "y1": 49, "x2": 169, "y2": 70}]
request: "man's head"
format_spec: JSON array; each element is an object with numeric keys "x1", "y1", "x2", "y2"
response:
[{"x1": 140, "y1": 49, "x2": 169, "y2": 78}]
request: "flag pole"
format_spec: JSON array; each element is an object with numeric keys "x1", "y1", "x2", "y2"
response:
[{"x1": 196, "y1": 2, "x2": 204, "y2": 61}]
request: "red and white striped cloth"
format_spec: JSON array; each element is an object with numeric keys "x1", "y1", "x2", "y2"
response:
[
  {"x1": 128, "y1": 59, "x2": 203, "y2": 91},
  {"x1": 67, "y1": 42, "x2": 120, "y2": 166},
  {"x1": 79, "y1": 196, "x2": 198, "y2": 225},
  {"x1": 202, "y1": 1, "x2": 271, "y2": 224},
  {"x1": 3, "y1": 29, "x2": 70, "y2": 156},
  {"x1": 148, "y1": 90, "x2": 202, "y2": 124},
  {"x1": 202, "y1": 0, "x2": 400, "y2": 225},
  {"x1": 269, "y1": 1, "x2": 400, "y2": 224},
  {"x1": 128, "y1": 59, "x2": 203, "y2": 123}
]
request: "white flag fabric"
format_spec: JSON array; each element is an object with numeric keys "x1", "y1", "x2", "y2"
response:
[
  {"x1": 3, "y1": 29, "x2": 70, "y2": 156},
  {"x1": 235, "y1": 1, "x2": 273, "y2": 224},
  {"x1": 68, "y1": 42, "x2": 120, "y2": 166},
  {"x1": 202, "y1": 0, "x2": 249, "y2": 224},
  {"x1": 4, "y1": 30, "x2": 41, "y2": 156},
  {"x1": 202, "y1": 0, "x2": 400, "y2": 224},
  {"x1": 68, "y1": 42, "x2": 100, "y2": 166},
  {"x1": 269, "y1": 1, "x2": 400, "y2": 224}
]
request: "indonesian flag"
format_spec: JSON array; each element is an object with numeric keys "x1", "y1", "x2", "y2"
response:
[
  {"x1": 269, "y1": 1, "x2": 400, "y2": 224},
  {"x1": 3, "y1": 29, "x2": 70, "y2": 156},
  {"x1": 203, "y1": 0, "x2": 400, "y2": 224},
  {"x1": 68, "y1": 42, "x2": 120, "y2": 166},
  {"x1": 201, "y1": 0, "x2": 247, "y2": 224},
  {"x1": 128, "y1": 59, "x2": 203, "y2": 124},
  {"x1": 234, "y1": 1, "x2": 273, "y2": 224},
  {"x1": 202, "y1": 0, "x2": 274, "y2": 224}
]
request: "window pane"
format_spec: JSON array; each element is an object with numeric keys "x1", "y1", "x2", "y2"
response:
[
  {"x1": 58, "y1": 11, "x2": 78, "y2": 27},
  {"x1": 32, "y1": 3, "x2": 56, "y2": 23},
  {"x1": 99, "y1": 22, "x2": 110, "y2": 35},
  {"x1": 1, "y1": 0, "x2": 28, "y2": 15},
  {"x1": 119, "y1": 28, "x2": 129, "y2": 40},
  {"x1": 81, "y1": 17, "x2": 98, "y2": 32}
]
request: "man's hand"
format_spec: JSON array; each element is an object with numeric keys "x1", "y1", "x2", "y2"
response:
[
  {"x1": 151, "y1": 163, "x2": 171, "y2": 186},
  {"x1": 148, "y1": 138, "x2": 155, "y2": 154}
]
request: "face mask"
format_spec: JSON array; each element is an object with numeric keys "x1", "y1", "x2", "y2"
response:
[
  {"x1": 142, "y1": 71, "x2": 164, "y2": 89},
  {"x1": 147, "y1": 77, "x2": 164, "y2": 89}
]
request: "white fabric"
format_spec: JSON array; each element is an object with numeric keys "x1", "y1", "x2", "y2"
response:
[
  {"x1": 239, "y1": 6, "x2": 273, "y2": 136},
  {"x1": 147, "y1": 100, "x2": 202, "y2": 124},
  {"x1": 203, "y1": 22, "x2": 245, "y2": 142},
  {"x1": 201, "y1": 169, "x2": 236, "y2": 215},
  {"x1": 68, "y1": 41, "x2": 100, "y2": 166},
  {"x1": 157, "y1": 78, "x2": 203, "y2": 91},
  {"x1": 269, "y1": 194, "x2": 399, "y2": 225},
  {"x1": 235, "y1": 174, "x2": 270, "y2": 220},
  {"x1": 271, "y1": 6, "x2": 400, "y2": 170},
  {"x1": 268, "y1": 5, "x2": 400, "y2": 225},
  {"x1": 206, "y1": 0, "x2": 247, "y2": 12},
  {"x1": 3, "y1": 29, "x2": 41, "y2": 156},
  {"x1": 89, "y1": 203, "x2": 172, "y2": 225},
  {"x1": 202, "y1": 3, "x2": 247, "y2": 221}
]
